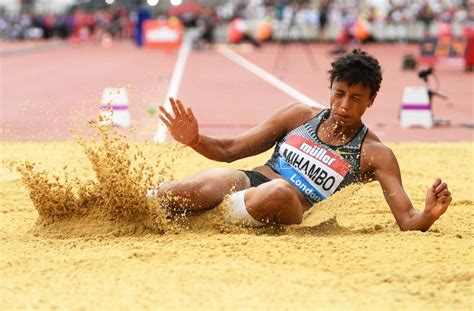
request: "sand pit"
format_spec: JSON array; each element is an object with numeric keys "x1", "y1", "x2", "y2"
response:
[{"x1": 0, "y1": 134, "x2": 473, "y2": 310}]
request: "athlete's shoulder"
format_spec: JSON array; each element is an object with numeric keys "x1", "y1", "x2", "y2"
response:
[
  {"x1": 279, "y1": 102, "x2": 323, "y2": 127},
  {"x1": 362, "y1": 130, "x2": 397, "y2": 170},
  {"x1": 363, "y1": 130, "x2": 390, "y2": 152},
  {"x1": 266, "y1": 103, "x2": 323, "y2": 134},
  {"x1": 284, "y1": 102, "x2": 323, "y2": 115}
]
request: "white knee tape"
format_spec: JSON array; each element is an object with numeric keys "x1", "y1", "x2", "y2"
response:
[{"x1": 224, "y1": 190, "x2": 265, "y2": 227}]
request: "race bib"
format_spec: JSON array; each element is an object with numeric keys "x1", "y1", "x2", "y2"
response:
[{"x1": 275, "y1": 136, "x2": 351, "y2": 203}]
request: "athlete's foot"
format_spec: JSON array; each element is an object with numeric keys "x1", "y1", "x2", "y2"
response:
[
  {"x1": 146, "y1": 188, "x2": 159, "y2": 199},
  {"x1": 146, "y1": 182, "x2": 189, "y2": 218},
  {"x1": 146, "y1": 181, "x2": 170, "y2": 199}
]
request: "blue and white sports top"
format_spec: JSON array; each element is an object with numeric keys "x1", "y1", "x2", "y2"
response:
[{"x1": 265, "y1": 109, "x2": 368, "y2": 205}]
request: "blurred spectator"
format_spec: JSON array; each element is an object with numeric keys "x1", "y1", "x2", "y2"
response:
[
  {"x1": 168, "y1": 2, "x2": 201, "y2": 28},
  {"x1": 131, "y1": 1, "x2": 151, "y2": 47},
  {"x1": 418, "y1": 2, "x2": 436, "y2": 38},
  {"x1": 256, "y1": 16, "x2": 272, "y2": 42},
  {"x1": 385, "y1": 3, "x2": 408, "y2": 42},
  {"x1": 195, "y1": 6, "x2": 219, "y2": 49},
  {"x1": 318, "y1": 0, "x2": 332, "y2": 42},
  {"x1": 227, "y1": 15, "x2": 261, "y2": 48}
]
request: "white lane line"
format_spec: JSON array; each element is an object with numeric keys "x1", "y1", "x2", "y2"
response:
[
  {"x1": 217, "y1": 45, "x2": 325, "y2": 108},
  {"x1": 154, "y1": 30, "x2": 196, "y2": 143}
]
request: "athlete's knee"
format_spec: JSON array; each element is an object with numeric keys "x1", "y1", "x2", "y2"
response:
[
  {"x1": 264, "y1": 179, "x2": 297, "y2": 202},
  {"x1": 247, "y1": 179, "x2": 304, "y2": 225}
]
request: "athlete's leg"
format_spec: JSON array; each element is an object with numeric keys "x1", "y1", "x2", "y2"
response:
[
  {"x1": 157, "y1": 168, "x2": 250, "y2": 212},
  {"x1": 244, "y1": 179, "x2": 305, "y2": 225}
]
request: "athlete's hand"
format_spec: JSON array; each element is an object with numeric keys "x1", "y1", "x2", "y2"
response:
[
  {"x1": 423, "y1": 178, "x2": 452, "y2": 220},
  {"x1": 159, "y1": 97, "x2": 200, "y2": 146}
]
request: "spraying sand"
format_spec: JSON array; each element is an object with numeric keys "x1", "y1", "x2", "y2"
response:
[{"x1": 0, "y1": 132, "x2": 473, "y2": 309}]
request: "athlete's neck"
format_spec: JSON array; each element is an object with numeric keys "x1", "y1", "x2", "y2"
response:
[{"x1": 319, "y1": 116, "x2": 362, "y2": 146}]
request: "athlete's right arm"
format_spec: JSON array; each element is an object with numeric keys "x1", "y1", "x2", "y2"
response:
[{"x1": 159, "y1": 97, "x2": 318, "y2": 162}]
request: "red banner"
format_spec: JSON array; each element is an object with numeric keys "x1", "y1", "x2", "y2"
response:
[{"x1": 143, "y1": 19, "x2": 184, "y2": 49}]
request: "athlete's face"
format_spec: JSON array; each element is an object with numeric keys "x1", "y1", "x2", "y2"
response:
[{"x1": 329, "y1": 80, "x2": 375, "y2": 125}]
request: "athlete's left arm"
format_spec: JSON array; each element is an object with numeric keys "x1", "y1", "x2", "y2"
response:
[{"x1": 369, "y1": 143, "x2": 452, "y2": 231}]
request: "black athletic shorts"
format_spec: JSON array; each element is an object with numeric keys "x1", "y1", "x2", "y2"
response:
[{"x1": 240, "y1": 170, "x2": 271, "y2": 187}]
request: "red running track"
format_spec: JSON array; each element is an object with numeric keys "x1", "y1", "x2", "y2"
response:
[{"x1": 1, "y1": 40, "x2": 473, "y2": 141}]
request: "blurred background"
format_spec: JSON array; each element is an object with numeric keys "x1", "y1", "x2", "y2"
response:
[
  {"x1": 1, "y1": 0, "x2": 473, "y2": 141},
  {"x1": 1, "y1": 0, "x2": 472, "y2": 44}
]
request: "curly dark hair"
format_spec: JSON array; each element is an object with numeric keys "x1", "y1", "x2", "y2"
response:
[{"x1": 328, "y1": 49, "x2": 382, "y2": 98}]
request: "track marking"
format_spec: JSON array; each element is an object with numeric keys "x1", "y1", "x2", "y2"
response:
[
  {"x1": 217, "y1": 45, "x2": 325, "y2": 108},
  {"x1": 0, "y1": 41, "x2": 65, "y2": 57},
  {"x1": 154, "y1": 30, "x2": 195, "y2": 143}
]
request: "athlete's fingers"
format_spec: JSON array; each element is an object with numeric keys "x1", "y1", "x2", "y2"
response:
[
  {"x1": 169, "y1": 97, "x2": 176, "y2": 106},
  {"x1": 159, "y1": 106, "x2": 174, "y2": 122},
  {"x1": 169, "y1": 97, "x2": 180, "y2": 118},
  {"x1": 168, "y1": 97, "x2": 176, "y2": 109},
  {"x1": 431, "y1": 178, "x2": 442, "y2": 191},
  {"x1": 159, "y1": 115, "x2": 171, "y2": 128},
  {"x1": 186, "y1": 107, "x2": 196, "y2": 122},
  {"x1": 437, "y1": 188, "x2": 451, "y2": 198},
  {"x1": 176, "y1": 99, "x2": 187, "y2": 116},
  {"x1": 435, "y1": 182, "x2": 448, "y2": 193},
  {"x1": 159, "y1": 106, "x2": 174, "y2": 123}
]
